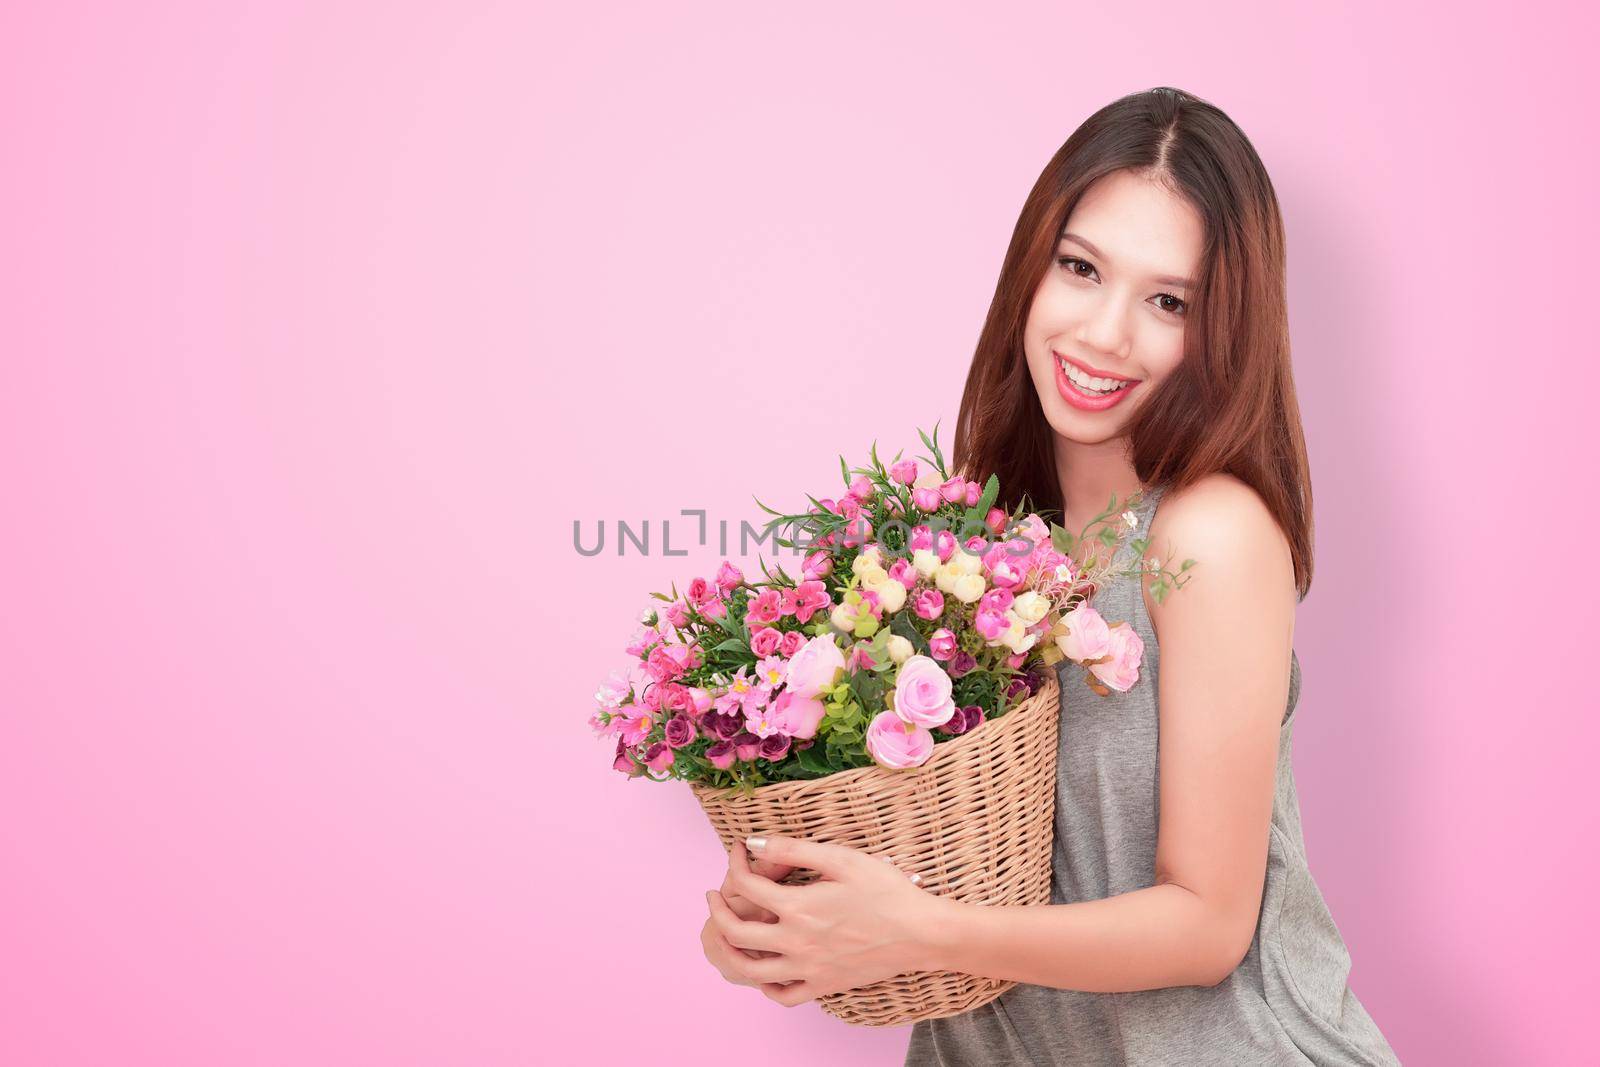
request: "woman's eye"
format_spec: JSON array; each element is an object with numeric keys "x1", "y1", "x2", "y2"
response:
[
  {"x1": 1153, "y1": 294, "x2": 1187, "y2": 316},
  {"x1": 1057, "y1": 255, "x2": 1098, "y2": 280}
]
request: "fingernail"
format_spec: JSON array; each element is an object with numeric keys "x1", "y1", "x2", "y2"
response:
[{"x1": 745, "y1": 836, "x2": 767, "y2": 853}]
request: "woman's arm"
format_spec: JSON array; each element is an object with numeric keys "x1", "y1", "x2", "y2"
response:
[
  {"x1": 707, "y1": 475, "x2": 1299, "y2": 1004},
  {"x1": 923, "y1": 474, "x2": 1299, "y2": 991}
]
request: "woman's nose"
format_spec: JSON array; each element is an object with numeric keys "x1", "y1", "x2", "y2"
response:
[{"x1": 1075, "y1": 292, "x2": 1133, "y2": 359}]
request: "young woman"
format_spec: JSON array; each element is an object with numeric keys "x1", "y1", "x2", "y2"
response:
[{"x1": 700, "y1": 87, "x2": 1401, "y2": 1065}]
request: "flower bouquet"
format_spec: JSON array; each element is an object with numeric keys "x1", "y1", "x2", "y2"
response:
[{"x1": 590, "y1": 425, "x2": 1191, "y2": 1025}]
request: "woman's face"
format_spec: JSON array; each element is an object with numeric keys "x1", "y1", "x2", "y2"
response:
[{"x1": 1023, "y1": 168, "x2": 1205, "y2": 445}]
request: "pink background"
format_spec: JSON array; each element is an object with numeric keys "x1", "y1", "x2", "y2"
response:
[{"x1": 4, "y1": 3, "x2": 1594, "y2": 1063}]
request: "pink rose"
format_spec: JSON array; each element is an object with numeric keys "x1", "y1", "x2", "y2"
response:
[
  {"x1": 979, "y1": 588, "x2": 1014, "y2": 614},
  {"x1": 687, "y1": 577, "x2": 714, "y2": 606},
  {"x1": 988, "y1": 558, "x2": 1025, "y2": 589},
  {"x1": 750, "y1": 626, "x2": 783, "y2": 658},
  {"x1": 913, "y1": 589, "x2": 945, "y2": 620},
  {"x1": 928, "y1": 628, "x2": 957, "y2": 661},
  {"x1": 801, "y1": 550, "x2": 834, "y2": 580},
  {"x1": 964, "y1": 480, "x2": 982, "y2": 507},
  {"x1": 986, "y1": 507, "x2": 1009, "y2": 535},
  {"x1": 888, "y1": 558, "x2": 918, "y2": 590},
  {"x1": 912, "y1": 487, "x2": 942, "y2": 512},
  {"x1": 841, "y1": 516, "x2": 873, "y2": 547},
  {"x1": 890, "y1": 460, "x2": 919, "y2": 486},
  {"x1": 706, "y1": 740, "x2": 737, "y2": 770},
  {"x1": 892, "y1": 654, "x2": 956, "y2": 728},
  {"x1": 1056, "y1": 604, "x2": 1112, "y2": 662},
  {"x1": 866, "y1": 711, "x2": 935, "y2": 769},
  {"x1": 779, "y1": 629, "x2": 806, "y2": 657},
  {"x1": 769, "y1": 690, "x2": 827, "y2": 740},
  {"x1": 1089, "y1": 623, "x2": 1145, "y2": 692},
  {"x1": 848, "y1": 475, "x2": 876, "y2": 501},
  {"x1": 974, "y1": 607, "x2": 1010, "y2": 642},
  {"x1": 909, "y1": 525, "x2": 933, "y2": 552},
  {"x1": 663, "y1": 601, "x2": 689, "y2": 628},
  {"x1": 784, "y1": 633, "x2": 845, "y2": 699},
  {"x1": 939, "y1": 477, "x2": 966, "y2": 503},
  {"x1": 934, "y1": 530, "x2": 957, "y2": 562},
  {"x1": 715, "y1": 561, "x2": 744, "y2": 594},
  {"x1": 645, "y1": 644, "x2": 688, "y2": 682}
]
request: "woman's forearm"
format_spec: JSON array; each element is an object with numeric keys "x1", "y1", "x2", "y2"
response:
[{"x1": 918, "y1": 882, "x2": 1243, "y2": 992}]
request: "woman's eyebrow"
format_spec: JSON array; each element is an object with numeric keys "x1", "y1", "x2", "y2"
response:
[{"x1": 1059, "y1": 231, "x2": 1195, "y2": 289}]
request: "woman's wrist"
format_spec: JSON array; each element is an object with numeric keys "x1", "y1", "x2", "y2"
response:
[{"x1": 911, "y1": 892, "x2": 973, "y2": 974}]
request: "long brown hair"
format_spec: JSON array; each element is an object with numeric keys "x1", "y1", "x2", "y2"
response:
[{"x1": 953, "y1": 86, "x2": 1314, "y2": 600}]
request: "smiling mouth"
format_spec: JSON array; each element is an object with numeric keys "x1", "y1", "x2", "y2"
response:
[{"x1": 1055, "y1": 353, "x2": 1137, "y2": 396}]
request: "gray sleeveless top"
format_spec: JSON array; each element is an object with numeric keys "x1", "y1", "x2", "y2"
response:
[{"x1": 905, "y1": 483, "x2": 1400, "y2": 1066}]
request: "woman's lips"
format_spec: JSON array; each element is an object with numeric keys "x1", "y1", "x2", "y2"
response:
[{"x1": 1053, "y1": 353, "x2": 1140, "y2": 412}]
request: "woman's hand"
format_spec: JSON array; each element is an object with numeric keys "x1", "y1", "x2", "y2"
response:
[
  {"x1": 699, "y1": 853, "x2": 795, "y2": 987},
  {"x1": 703, "y1": 835, "x2": 946, "y2": 1007}
]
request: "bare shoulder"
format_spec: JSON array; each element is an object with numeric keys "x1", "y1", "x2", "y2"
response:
[{"x1": 1144, "y1": 473, "x2": 1295, "y2": 620}]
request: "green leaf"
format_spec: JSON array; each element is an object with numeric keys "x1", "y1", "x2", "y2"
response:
[
  {"x1": 890, "y1": 612, "x2": 931, "y2": 657},
  {"x1": 797, "y1": 745, "x2": 832, "y2": 775},
  {"x1": 1050, "y1": 523, "x2": 1076, "y2": 555},
  {"x1": 963, "y1": 473, "x2": 999, "y2": 525}
]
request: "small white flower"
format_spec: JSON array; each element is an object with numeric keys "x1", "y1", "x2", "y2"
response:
[
  {"x1": 1122, "y1": 510, "x2": 1138, "y2": 529},
  {"x1": 1147, "y1": 556, "x2": 1161, "y2": 572},
  {"x1": 1054, "y1": 563, "x2": 1074, "y2": 582}
]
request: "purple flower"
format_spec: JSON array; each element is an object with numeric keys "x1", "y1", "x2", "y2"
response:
[
  {"x1": 733, "y1": 731, "x2": 762, "y2": 762},
  {"x1": 758, "y1": 733, "x2": 792, "y2": 761},
  {"x1": 706, "y1": 740, "x2": 737, "y2": 770},
  {"x1": 664, "y1": 714, "x2": 697, "y2": 749},
  {"x1": 613, "y1": 739, "x2": 643, "y2": 776},
  {"x1": 939, "y1": 705, "x2": 985, "y2": 737},
  {"x1": 948, "y1": 651, "x2": 977, "y2": 678},
  {"x1": 1006, "y1": 677, "x2": 1032, "y2": 701}
]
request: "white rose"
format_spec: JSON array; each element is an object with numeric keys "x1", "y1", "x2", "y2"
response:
[
  {"x1": 1012, "y1": 591, "x2": 1050, "y2": 626},
  {"x1": 851, "y1": 547, "x2": 883, "y2": 574},
  {"x1": 935, "y1": 563, "x2": 960, "y2": 593},
  {"x1": 874, "y1": 579, "x2": 907, "y2": 613},
  {"x1": 1001, "y1": 614, "x2": 1038, "y2": 653},
  {"x1": 912, "y1": 549, "x2": 941, "y2": 578},
  {"x1": 949, "y1": 549, "x2": 983, "y2": 576},
  {"x1": 886, "y1": 634, "x2": 914, "y2": 664},
  {"x1": 1007, "y1": 628, "x2": 1040, "y2": 654},
  {"x1": 951, "y1": 573, "x2": 986, "y2": 604},
  {"x1": 830, "y1": 604, "x2": 855, "y2": 632}
]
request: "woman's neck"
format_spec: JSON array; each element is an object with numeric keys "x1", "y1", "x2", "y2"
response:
[{"x1": 1052, "y1": 434, "x2": 1144, "y2": 533}]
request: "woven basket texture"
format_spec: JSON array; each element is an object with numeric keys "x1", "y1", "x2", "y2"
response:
[{"x1": 691, "y1": 672, "x2": 1061, "y2": 1026}]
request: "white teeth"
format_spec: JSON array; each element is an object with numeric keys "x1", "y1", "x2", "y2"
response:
[{"x1": 1059, "y1": 357, "x2": 1131, "y2": 395}]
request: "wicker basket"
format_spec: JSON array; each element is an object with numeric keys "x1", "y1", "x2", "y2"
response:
[{"x1": 691, "y1": 671, "x2": 1061, "y2": 1027}]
